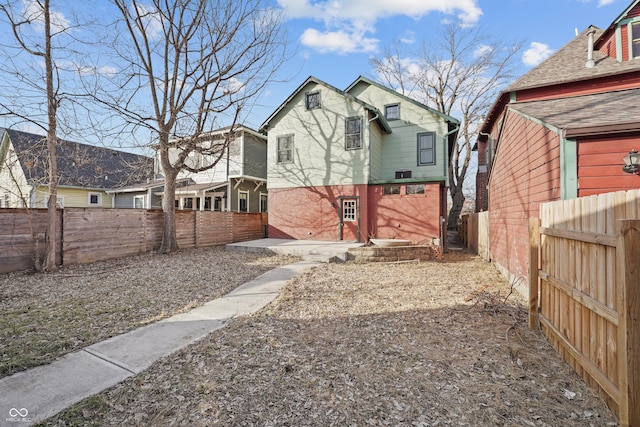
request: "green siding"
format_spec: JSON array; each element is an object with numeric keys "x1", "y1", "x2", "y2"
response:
[{"x1": 267, "y1": 81, "x2": 369, "y2": 189}]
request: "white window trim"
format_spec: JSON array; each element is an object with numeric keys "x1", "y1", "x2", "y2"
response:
[
  {"x1": 238, "y1": 190, "x2": 249, "y2": 212},
  {"x1": 342, "y1": 199, "x2": 357, "y2": 222},
  {"x1": 88, "y1": 192, "x2": 102, "y2": 206},
  {"x1": 259, "y1": 192, "x2": 268, "y2": 213},
  {"x1": 277, "y1": 134, "x2": 294, "y2": 163},
  {"x1": 45, "y1": 195, "x2": 64, "y2": 208},
  {"x1": 133, "y1": 195, "x2": 145, "y2": 209},
  {"x1": 345, "y1": 116, "x2": 362, "y2": 150}
]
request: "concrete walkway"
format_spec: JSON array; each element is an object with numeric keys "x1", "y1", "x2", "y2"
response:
[
  {"x1": 226, "y1": 238, "x2": 364, "y2": 262},
  {"x1": 0, "y1": 260, "x2": 320, "y2": 426}
]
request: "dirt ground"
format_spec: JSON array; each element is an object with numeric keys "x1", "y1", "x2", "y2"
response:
[{"x1": 38, "y1": 250, "x2": 619, "y2": 426}]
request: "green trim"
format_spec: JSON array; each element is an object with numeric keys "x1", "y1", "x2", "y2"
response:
[
  {"x1": 561, "y1": 138, "x2": 578, "y2": 200},
  {"x1": 617, "y1": 25, "x2": 624, "y2": 62},
  {"x1": 369, "y1": 176, "x2": 447, "y2": 185},
  {"x1": 510, "y1": 92, "x2": 517, "y2": 103}
]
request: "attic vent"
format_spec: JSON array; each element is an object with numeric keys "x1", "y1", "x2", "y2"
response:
[{"x1": 395, "y1": 170, "x2": 412, "y2": 179}]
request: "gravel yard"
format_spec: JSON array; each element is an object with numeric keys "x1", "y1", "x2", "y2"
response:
[
  {"x1": 0, "y1": 247, "x2": 299, "y2": 378},
  {"x1": 33, "y1": 249, "x2": 618, "y2": 426}
]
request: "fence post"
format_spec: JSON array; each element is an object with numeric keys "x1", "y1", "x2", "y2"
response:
[
  {"x1": 528, "y1": 217, "x2": 540, "y2": 330},
  {"x1": 616, "y1": 219, "x2": 640, "y2": 427}
]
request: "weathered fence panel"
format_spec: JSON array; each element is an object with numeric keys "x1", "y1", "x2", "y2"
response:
[
  {"x1": 0, "y1": 209, "x2": 62, "y2": 273},
  {"x1": 0, "y1": 208, "x2": 269, "y2": 273},
  {"x1": 458, "y1": 211, "x2": 490, "y2": 260},
  {"x1": 531, "y1": 189, "x2": 640, "y2": 426},
  {"x1": 196, "y1": 211, "x2": 233, "y2": 247},
  {"x1": 63, "y1": 208, "x2": 147, "y2": 265}
]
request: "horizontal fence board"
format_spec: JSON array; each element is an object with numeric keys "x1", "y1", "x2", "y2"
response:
[{"x1": 1, "y1": 208, "x2": 267, "y2": 272}]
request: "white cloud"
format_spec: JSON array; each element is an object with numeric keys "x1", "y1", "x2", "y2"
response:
[
  {"x1": 278, "y1": 0, "x2": 482, "y2": 54},
  {"x1": 300, "y1": 28, "x2": 379, "y2": 54},
  {"x1": 134, "y1": 2, "x2": 164, "y2": 39},
  {"x1": 522, "y1": 42, "x2": 554, "y2": 67},
  {"x1": 400, "y1": 31, "x2": 416, "y2": 45},
  {"x1": 597, "y1": 0, "x2": 615, "y2": 5},
  {"x1": 22, "y1": 0, "x2": 70, "y2": 34}
]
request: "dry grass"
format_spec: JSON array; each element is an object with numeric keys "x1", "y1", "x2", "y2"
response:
[
  {"x1": 0, "y1": 247, "x2": 299, "y2": 377},
  {"x1": 40, "y1": 251, "x2": 619, "y2": 426}
]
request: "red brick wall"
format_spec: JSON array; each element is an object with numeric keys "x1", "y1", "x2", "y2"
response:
[
  {"x1": 488, "y1": 111, "x2": 561, "y2": 281},
  {"x1": 268, "y1": 182, "x2": 444, "y2": 244},
  {"x1": 578, "y1": 135, "x2": 640, "y2": 196},
  {"x1": 268, "y1": 184, "x2": 369, "y2": 242},
  {"x1": 367, "y1": 183, "x2": 442, "y2": 244}
]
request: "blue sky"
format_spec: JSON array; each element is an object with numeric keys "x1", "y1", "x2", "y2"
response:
[
  {"x1": 0, "y1": 0, "x2": 628, "y2": 138},
  {"x1": 245, "y1": 0, "x2": 625, "y2": 129}
]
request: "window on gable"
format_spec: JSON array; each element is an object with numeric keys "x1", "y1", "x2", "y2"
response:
[
  {"x1": 632, "y1": 22, "x2": 640, "y2": 58},
  {"x1": 417, "y1": 132, "x2": 436, "y2": 166},
  {"x1": 277, "y1": 134, "x2": 294, "y2": 163},
  {"x1": 305, "y1": 91, "x2": 321, "y2": 110},
  {"x1": 385, "y1": 103, "x2": 400, "y2": 120},
  {"x1": 345, "y1": 116, "x2": 362, "y2": 150}
]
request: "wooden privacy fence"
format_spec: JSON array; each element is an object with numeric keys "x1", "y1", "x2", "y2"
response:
[
  {"x1": 528, "y1": 189, "x2": 640, "y2": 426},
  {"x1": 458, "y1": 211, "x2": 490, "y2": 261},
  {"x1": 0, "y1": 208, "x2": 268, "y2": 273}
]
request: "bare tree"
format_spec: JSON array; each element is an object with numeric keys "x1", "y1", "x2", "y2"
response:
[
  {"x1": 0, "y1": 0, "x2": 70, "y2": 271},
  {"x1": 371, "y1": 24, "x2": 522, "y2": 230},
  {"x1": 89, "y1": 0, "x2": 287, "y2": 253}
]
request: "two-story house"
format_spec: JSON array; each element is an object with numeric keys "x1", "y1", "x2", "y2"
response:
[
  {"x1": 475, "y1": 0, "x2": 640, "y2": 283},
  {"x1": 110, "y1": 125, "x2": 268, "y2": 212},
  {"x1": 260, "y1": 76, "x2": 459, "y2": 245},
  {"x1": 0, "y1": 128, "x2": 153, "y2": 208}
]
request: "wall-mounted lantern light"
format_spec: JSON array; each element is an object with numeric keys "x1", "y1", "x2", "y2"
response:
[{"x1": 622, "y1": 149, "x2": 640, "y2": 175}]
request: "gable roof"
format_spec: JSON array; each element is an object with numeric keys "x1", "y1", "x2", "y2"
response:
[
  {"x1": 507, "y1": 26, "x2": 640, "y2": 92},
  {"x1": 508, "y1": 87, "x2": 640, "y2": 137},
  {"x1": 2, "y1": 128, "x2": 153, "y2": 190},
  {"x1": 345, "y1": 76, "x2": 460, "y2": 125},
  {"x1": 259, "y1": 76, "x2": 392, "y2": 134}
]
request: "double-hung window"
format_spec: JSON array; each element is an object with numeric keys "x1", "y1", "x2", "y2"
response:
[
  {"x1": 305, "y1": 91, "x2": 321, "y2": 110},
  {"x1": 385, "y1": 103, "x2": 400, "y2": 120},
  {"x1": 88, "y1": 193, "x2": 101, "y2": 206},
  {"x1": 417, "y1": 132, "x2": 436, "y2": 166},
  {"x1": 239, "y1": 191, "x2": 248, "y2": 212},
  {"x1": 632, "y1": 22, "x2": 640, "y2": 59},
  {"x1": 345, "y1": 116, "x2": 362, "y2": 150},
  {"x1": 277, "y1": 134, "x2": 294, "y2": 163}
]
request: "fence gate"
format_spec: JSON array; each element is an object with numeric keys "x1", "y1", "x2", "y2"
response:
[{"x1": 528, "y1": 190, "x2": 640, "y2": 427}]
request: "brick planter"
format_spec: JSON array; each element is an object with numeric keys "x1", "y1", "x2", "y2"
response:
[{"x1": 348, "y1": 245, "x2": 442, "y2": 262}]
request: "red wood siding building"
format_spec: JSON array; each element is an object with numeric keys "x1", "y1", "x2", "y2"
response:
[{"x1": 475, "y1": 0, "x2": 640, "y2": 283}]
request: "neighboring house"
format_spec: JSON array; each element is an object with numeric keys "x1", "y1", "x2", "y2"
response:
[
  {"x1": 0, "y1": 128, "x2": 153, "y2": 209},
  {"x1": 111, "y1": 125, "x2": 268, "y2": 212},
  {"x1": 260, "y1": 75, "x2": 460, "y2": 244},
  {"x1": 475, "y1": 0, "x2": 640, "y2": 283}
]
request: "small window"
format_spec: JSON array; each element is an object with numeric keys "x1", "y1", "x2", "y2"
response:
[
  {"x1": 385, "y1": 103, "x2": 400, "y2": 120},
  {"x1": 418, "y1": 132, "x2": 436, "y2": 166},
  {"x1": 342, "y1": 199, "x2": 356, "y2": 222},
  {"x1": 183, "y1": 197, "x2": 194, "y2": 210},
  {"x1": 88, "y1": 193, "x2": 101, "y2": 206},
  {"x1": 305, "y1": 91, "x2": 321, "y2": 110},
  {"x1": 134, "y1": 195, "x2": 145, "y2": 209},
  {"x1": 383, "y1": 185, "x2": 401, "y2": 195},
  {"x1": 204, "y1": 196, "x2": 212, "y2": 210},
  {"x1": 2, "y1": 193, "x2": 8, "y2": 208},
  {"x1": 407, "y1": 184, "x2": 425, "y2": 195},
  {"x1": 345, "y1": 116, "x2": 362, "y2": 150},
  {"x1": 214, "y1": 196, "x2": 222, "y2": 211},
  {"x1": 260, "y1": 193, "x2": 268, "y2": 213},
  {"x1": 277, "y1": 134, "x2": 294, "y2": 163},
  {"x1": 239, "y1": 191, "x2": 248, "y2": 212},
  {"x1": 632, "y1": 22, "x2": 640, "y2": 58},
  {"x1": 45, "y1": 195, "x2": 64, "y2": 208}
]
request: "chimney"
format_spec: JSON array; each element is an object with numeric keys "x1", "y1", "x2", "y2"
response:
[{"x1": 586, "y1": 28, "x2": 596, "y2": 68}]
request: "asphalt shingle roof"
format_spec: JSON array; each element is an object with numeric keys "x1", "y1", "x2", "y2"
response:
[
  {"x1": 508, "y1": 87, "x2": 640, "y2": 132},
  {"x1": 508, "y1": 26, "x2": 640, "y2": 92},
  {"x1": 3, "y1": 128, "x2": 153, "y2": 189}
]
